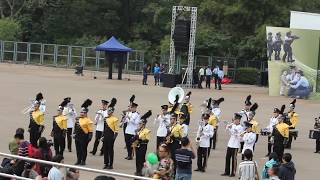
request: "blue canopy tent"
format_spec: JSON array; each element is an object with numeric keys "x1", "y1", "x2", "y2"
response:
[{"x1": 95, "y1": 36, "x2": 132, "y2": 80}]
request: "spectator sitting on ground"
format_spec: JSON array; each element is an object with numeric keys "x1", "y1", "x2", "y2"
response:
[
  {"x1": 278, "y1": 153, "x2": 296, "y2": 180},
  {"x1": 268, "y1": 166, "x2": 281, "y2": 180},
  {"x1": 66, "y1": 168, "x2": 80, "y2": 180},
  {"x1": 33, "y1": 137, "x2": 53, "y2": 177},
  {"x1": 22, "y1": 161, "x2": 39, "y2": 179},
  {"x1": 48, "y1": 155, "x2": 64, "y2": 180},
  {"x1": 9, "y1": 128, "x2": 25, "y2": 155}
]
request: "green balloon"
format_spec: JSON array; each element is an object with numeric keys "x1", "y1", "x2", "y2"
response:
[{"x1": 147, "y1": 152, "x2": 158, "y2": 165}]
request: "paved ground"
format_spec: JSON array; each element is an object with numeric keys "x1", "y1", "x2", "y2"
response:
[{"x1": 0, "y1": 63, "x2": 319, "y2": 180}]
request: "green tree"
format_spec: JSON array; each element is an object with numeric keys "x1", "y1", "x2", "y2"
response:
[{"x1": 0, "y1": 18, "x2": 21, "y2": 41}]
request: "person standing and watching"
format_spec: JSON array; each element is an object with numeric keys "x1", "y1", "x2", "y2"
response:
[
  {"x1": 198, "y1": 66, "x2": 205, "y2": 89},
  {"x1": 205, "y1": 66, "x2": 212, "y2": 89},
  {"x1": 278, "y1": 153, "x2": 296, "y2": 180},
  {"x1": 142, "y1": 64, "x2": 150, "y2": 85},
  {"x1": 213, "y1": 65, "x2": 219, "y2": 89},
  {"x1": 175, "y1": 137, "x2": 196, "y2": 180},
  {"x1": 154, "y1": 63, "x2": 161, "y2": 86},
  {"x1": 217, "y1": 67, "x2": 224, "y2": 90}
]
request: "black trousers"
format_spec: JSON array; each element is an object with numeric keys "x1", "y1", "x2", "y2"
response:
[
  {"x1": 198, "y1": 75, "x2": 204, "y2": 88},
  {"x1": 316, "y1": 139, "x2": 320, "y2": 152},
  {"x1": 91, "y1": 131, "x2": 103, "y2": 155},
  {"x1": 104, "y1": 138, "x2": 115, "y2": 166},
  {"x1": 286, "y1": 132, "x2": 294, "y2": 149},
  {"x1": 224, "y1": 147, "x2": 238, "y2": 175},
  {"x1": 136, "y1": 144, "x2": 147, "y2": 175},
  {"x1": 205, "y1": 75, "x2": 211, "y2": 88},
  {"x1": 267, "y1": 136, "x2": 273, "y2": 155},
  {"x1": 75, "y1": 139, "x2": 89, "y2": 163},
  {"x1": 156, "y1": 136, "x2": 165, "y2": 150},
  {"x1": 53, "y1": 135, "x2": 65, "y2": 156},
  {"x1": 142, "y1": 73, "x2": 147, "y2": 85},
  {"x1": 209, "y1": 128, "x2": 218, "y2": 157},
  {"x1": 125, "y1": 134, "x2": 134, "y2": 157},
  {"x1": 197, "y1": 147, "x2": 208, "y2": 170},
  {"x1": 273, "y1": 143, "x2": 284, "y2": 161},
  {"x1": 30, "y1": 129, "x2": 41, "y2": 147},
  {"x1": 67, "y1": 128, "x2": 72, "y2": 151},
  {"x1": 239, "y1": 142, "x2": 244, "y2": 153}
]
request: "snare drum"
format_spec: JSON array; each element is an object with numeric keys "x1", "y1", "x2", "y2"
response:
[
  {"x1": 260, "y1": 128, "x2": 271, "y2": 136},
  {"x1": 309, "y1": 130, "x2": 320, "y2": 139}
]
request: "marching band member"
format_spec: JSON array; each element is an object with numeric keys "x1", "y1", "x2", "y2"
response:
[
  {"x1": 211, "y1": 97, "x2": 224, "y2": 150},
  {"x1": 180, "y1": 92, "x2": 193, "y2": 135},
  {"x1": 51, "y1": 100, "x2": 68, "y2": 156},
  {"x1": 74, "y1": 99, "x2": 93, "y2": 166},
  {"x1": 28, "y1": 100, "x2": 45, "y2": 147},
  {"x1": 132, "y1": 110, "x2": 152, "y2": 176},
  {"x1": 155, "y1": 105, "x2": 170, "y2": 149},
  {"x1": 241, "y1": 122, "x2": 256, "y2": 160},
  {"x1": 314, "y1": 117, "x2": 320, "y2": 153},
  {"x1": 285, "y1": 99, "x2": 298, "y2": 149},
  {"x1": 195, "y1": 113, "x2": 214, "y2": 172},
  {"x1": 247, "y1": 103, "x2": 259, "y2": 150},
  {"x1": 271, "y1": 107, "x2": 289, "y2": 161},
  {"x1": 239, "y1": 95, "x2": 252, "y2": 153},
  {"x1": 90, "y1": 100, "x2": 109, "y2": 156},
  {"x1": 63, "y1": 97, "x2": 76, "y2": 152},
  {"x1": 221, "y1": 113, "x2": 243, "y2": 177},
  {"x1": 178, "y1": 113, "x2": 188, "y2": 138},
  {"x1": 121, "y1": 95, "x2": 135, "y2": 150},
  {"x1": 124, "y1": 102, "x2": 141, "y2": 160},
  {"x1": 103, "y1": 98, "x2": 119, "y2": 169},
  {"x1": 265, "y1": 107, "x2": 282, "y2": 156}
]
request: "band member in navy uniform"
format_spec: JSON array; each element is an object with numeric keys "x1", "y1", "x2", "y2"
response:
[
  {"x1": 265, "y1": 107, "x2": 281, "y2": 156},
  {"x1": 155, "y1": 105, "x2": 170, "y2": 149},
  {"x1": 28, "y1": 100, "x2": 45, "y2": 147},
  {"x1": 51, "y1": 99, "x2": 68, "y2": 156},
  {"x1": 314, "y1": 117, "x2": 320, "y2": 153},
  {"x1": 132, "y1": 110, "x2": 152, "y2": 176},
  {"x1": 195, "y1": 113, "x2": 214, "y2": 172},
  {"x1": 103, "y1": 98, "x2": 119, "y2": 169},
  {"x1": 211, "y1": 97, "x2": 224, "y2": 150},
  {"x1": 74, "y1": 99, "x2": 93, "y2": 166},
  {"x1": 90, "y1": 100, "x2": 109, "y2": 156},
  {"x1": 221, "y1": 113, "x2": 243, "y2": 177},
  {"x1": 285, "y1": 99, "x2": 298, "y2": 149},
  {"x1": 124, "y1": 102, "x2": 141, "y2": 160},
  {"x1": 180, "y1": 92, "x2": 193, "y2": 135},
  {"x1": 271, "y1": 105, "x2": 289, "y2": 161}
]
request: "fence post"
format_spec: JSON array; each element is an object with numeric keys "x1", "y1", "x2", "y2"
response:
[
  {"x1": 54, "y1": 44, "x2": 58, "y2": 66},
  {"x1": 13, "y1": 42, "x2": 17, "y2": 63},
  {"x1": 0, "y1": 40, "x2": 3, "y2": 62},
  {"x1": 126, "y1": 52, "x2": 129, "y2": 72},
  {"x1": 40, "y1": 44, "x2": 44, "y2": 64},
  {"x1": 81, "y1": 47, "x2": 85, "y2": 67},
  {"x1": 67, "y1": 46, "x2": 72, "y2": 67},
  {"x1": 95, "y1": 51, "x2": 100, "y2": 70},
  {"x1": 27, "y1": 43, "x2": 31, "y2": 64}
]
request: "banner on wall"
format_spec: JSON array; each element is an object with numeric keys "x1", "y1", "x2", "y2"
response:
[
  {"x1": 266, "y1": 26, "x2": 320, "y2": 99},
  {"x1": 290, "y1": 11, "x2": 320, "y2": 30}
]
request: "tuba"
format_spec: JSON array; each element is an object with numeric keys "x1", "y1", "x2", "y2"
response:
[{"x1": 168, "y1": 87, "x2": 185, "y2": 104}]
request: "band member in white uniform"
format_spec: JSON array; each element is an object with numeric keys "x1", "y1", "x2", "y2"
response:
[
  {"x1": 195, "y1": 113, "x2": 214, "y2": 172},
  {"x1": 124, "y1": 102, "x2": 141, "y2": 160},
  {"x1": 35, "y1": 93, "x2": 46, "y2": 113},
  {"x1": 239, "y1": 95, "x2": 253, "y2": 153},
  {"x1": 221, "y1": 113, "x2": 243, "y2": 177},
  {"x1": 90, "y1": 100, "x2": 108, "y2": 156},
  {"x1": 155, "y1": 105, "x2": 170, "y2": 149},
  {"x1": 241, "y1": 121, "x2": 257, "y2": 160},
  {"x1": 265, "y1": 107, "x2": 281, "y2": 156},
  {"x1": 63, "y1": 97, "x2": 76, "y2": 152}
]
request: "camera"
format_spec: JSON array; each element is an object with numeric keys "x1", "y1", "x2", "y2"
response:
[{"x1": 47, "y1": 139, "x2": 54, "y2": 147}]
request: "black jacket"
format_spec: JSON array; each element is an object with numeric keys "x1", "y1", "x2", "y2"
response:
[{"x1": 278, "y1": 161, "x2": 296, "y2": 180}]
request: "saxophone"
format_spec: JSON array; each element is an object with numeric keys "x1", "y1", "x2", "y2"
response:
[
  {"x1": 165, "y1": 125, "x2": 174, "y2": 144},
  {"x1": 131, "y1": 127, "x2": 142, "y2": 148},
  {"x1": 120, "y1": 110, "x2": 129, "y2": 128}
]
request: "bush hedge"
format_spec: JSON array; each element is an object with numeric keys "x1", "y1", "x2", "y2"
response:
[{"x1": 236, "y1": 67, "x2": 260, "y2": 85}]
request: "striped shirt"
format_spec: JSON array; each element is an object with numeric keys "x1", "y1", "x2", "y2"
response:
[
  {"x1": 238, "y1": 161, "x2": 256, "y2": 180},
  {"x1": 175, "y1": 148, "x2": 195, "y2": 174},
  {"x1": 18, "y1": 141, "x2": 30, "y2": 157}
]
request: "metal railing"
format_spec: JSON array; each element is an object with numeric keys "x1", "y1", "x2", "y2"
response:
[
  {"x1": 0, "y1": 152, "x2": 154, "y2": 180},
  {"x1": 0, "y1": 40, "x2": 145, "y2": 74}
]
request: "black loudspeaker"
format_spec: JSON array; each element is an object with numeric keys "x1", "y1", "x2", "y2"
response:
[
  {"x1": 173, "y1": 20, "x2": 191, "y2": 52},
  {"x1": 162, "y1": 74, "x2": 182, "y2": 88}
]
